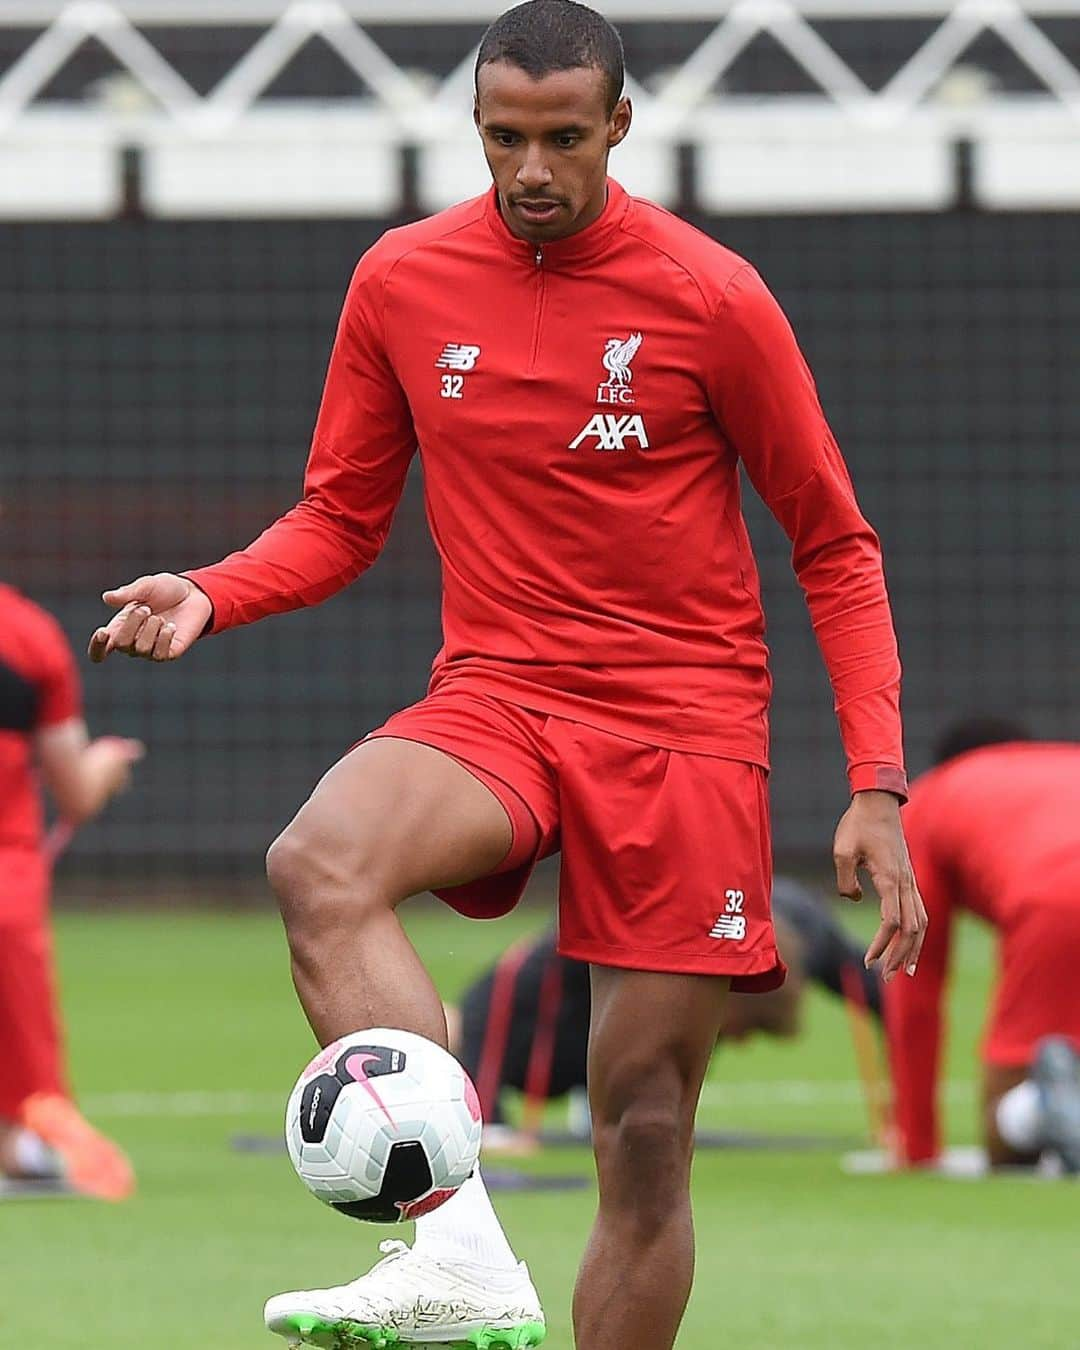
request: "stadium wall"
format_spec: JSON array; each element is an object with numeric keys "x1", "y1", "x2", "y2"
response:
[{"x1": 2, "y1": 208, "x2": 1076, "y2": 875}]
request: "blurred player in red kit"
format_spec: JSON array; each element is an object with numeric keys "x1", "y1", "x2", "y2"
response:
[
  {"x1": 886, "y1": 720, "x2": 1080, "y2": 1174},
  {"x1": 0, "y1": 573, "x2": 143, "y2": 1198},
  {"x1": 89, "y1": 2, "x2": 926, "y2": 1345}
]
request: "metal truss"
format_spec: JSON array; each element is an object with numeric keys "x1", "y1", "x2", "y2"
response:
[{"x1": 0, "y1": 2, "x2": 1078, "y2": 214}]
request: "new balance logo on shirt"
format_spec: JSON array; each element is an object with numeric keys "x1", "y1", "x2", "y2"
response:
[{"x1": 435, "y1": 343, "x2": 481, "y2": 371}]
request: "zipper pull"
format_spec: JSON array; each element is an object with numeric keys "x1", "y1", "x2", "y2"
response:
[{"x1": 535, "y1": 247, "x2": 543, "y2": 267}]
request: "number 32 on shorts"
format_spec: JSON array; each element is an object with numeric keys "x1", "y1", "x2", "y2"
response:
[{"x1": 441, "y1": 374, "x2": 464, "y2": 400}]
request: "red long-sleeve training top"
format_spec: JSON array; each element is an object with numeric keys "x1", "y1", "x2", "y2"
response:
[
  {"x1": 887, "y1": 742, "x2": 1080, "y2": 1164},
  {"x1": 186, "y1": 180, "x2": 906, "y2": 792},
  {"x1": 0, "y1": 585, "x2": 82, "y2": 851}
]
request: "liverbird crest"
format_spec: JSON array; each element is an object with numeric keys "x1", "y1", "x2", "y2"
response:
[{"x1": 601, "y1": 332, "x2": 644, "y2": 387}]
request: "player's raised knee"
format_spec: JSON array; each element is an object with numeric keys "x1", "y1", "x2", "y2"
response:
[{"x1": 266, "y1": 822, "x2": 378, "y2": 932}]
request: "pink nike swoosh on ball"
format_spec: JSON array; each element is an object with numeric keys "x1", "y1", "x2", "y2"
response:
[{"x1": 344, "y1": 1051, "x2": 398, "y2": 1128}]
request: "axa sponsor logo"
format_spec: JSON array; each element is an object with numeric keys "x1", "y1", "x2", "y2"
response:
[
  {"x1": 568, "y1": 413, "x2": 650, "y2": 452},
  {"x1": 435, "y1": 342, "x2": 481, "y2": 371},
  {"x1": 597, "y1": 331, "x2": 643, "y2": 405}
]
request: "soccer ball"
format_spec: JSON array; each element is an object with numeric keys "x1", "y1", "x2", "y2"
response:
[{"x1": 285, "y1": 1027, "x2": 482, "y2": 1223}]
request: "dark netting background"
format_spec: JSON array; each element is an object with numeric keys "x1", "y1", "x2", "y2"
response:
[{"x1": 1, "y1": 211, "x2": 1076, "y2": 881}]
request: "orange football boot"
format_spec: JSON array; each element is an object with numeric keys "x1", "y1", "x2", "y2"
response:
[{"x1": 19, "y1": 1094, "x2": 135, "y2": 1201}]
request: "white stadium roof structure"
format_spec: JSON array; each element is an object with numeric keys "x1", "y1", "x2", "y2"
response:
[{"x1": 0, "y1": 0, "x2": 1078, "y2": 217}]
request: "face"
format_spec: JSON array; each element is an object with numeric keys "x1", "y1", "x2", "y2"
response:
[{"x1": 475, "y1": 60, "x2": 631, "y2": 244}]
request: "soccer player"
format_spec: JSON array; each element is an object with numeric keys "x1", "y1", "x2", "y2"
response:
[
  {"x1": 886, "y1": 720, "x2": 1080, "y2": 1173},
  {"x1": 453, "y1": 878, "x2": 883, "y2": 1145},
  {"x1": 0, "y1": 576, "x2": 143, "y2": 1198},
  {"x1": 89, "y1": 2, "x2": 926, "y2": 1346}
]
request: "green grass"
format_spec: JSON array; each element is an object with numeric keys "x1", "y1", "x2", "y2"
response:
[{"x1": 2, "y1": 902, "x2": 1076, "y2": 1349}]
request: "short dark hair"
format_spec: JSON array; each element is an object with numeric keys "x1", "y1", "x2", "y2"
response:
[
  {"x1": 932, "y1": 716, "x2": 1032, "y2": 766},
  {"x1": 475, "y1": 0, "x2": 625, "y2": 115}
]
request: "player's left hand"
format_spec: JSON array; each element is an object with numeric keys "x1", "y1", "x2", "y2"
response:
[{"x1": 833, "y1": 790, "x2": 927, "y2": 983}]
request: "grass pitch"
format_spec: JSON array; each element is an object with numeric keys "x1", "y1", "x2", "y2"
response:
[{"x1": 3, "y1": 901, "x2": 1075, "y2": 1349}]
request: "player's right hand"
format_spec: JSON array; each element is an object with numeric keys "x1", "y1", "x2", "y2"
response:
[{"x1": 88, "y1": 573, "x2": 212, "y2": 663}]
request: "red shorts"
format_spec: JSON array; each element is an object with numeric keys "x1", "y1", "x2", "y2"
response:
[
  {"x1": 984, "y1": 898, "x2": 1080, "y2": 1066},
  {"x1": 368, "y1": 690, "x2": 784, "y2": 991}
]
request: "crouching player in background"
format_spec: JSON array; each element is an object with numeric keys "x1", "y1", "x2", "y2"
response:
[
  {"x1": 886, "y1": 720, "x2": 1080, "y2": 1173},
  {"x1": 450, "y1": 877, "x2": 882, "y2": 1148},
  {"x1": 0, "y1": 578, "x2": 143, "y2": 1198}
]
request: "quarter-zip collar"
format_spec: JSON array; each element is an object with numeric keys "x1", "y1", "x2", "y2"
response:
[{"x1": 484, "y1": 178, "x2": 630, "y2": 270}]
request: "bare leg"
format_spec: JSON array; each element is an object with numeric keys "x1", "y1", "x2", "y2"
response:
[
  {"x1": 573, "y1": 967, "x2": 730, "y2": 1350},
  {"x1": 266, "y1": 737, "x2": 513, "y2": 1047},
  {"x1": 984, "y1": 1062, "x2": 1039, "y2": 1168},
  {"x1": 0, "y1": 1121, "x2": 17, "y2": 1175}
]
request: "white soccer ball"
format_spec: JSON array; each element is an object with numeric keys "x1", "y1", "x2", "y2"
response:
[{"x1": 285, "y1": 1027, "x2": 482, "y2": 1223}]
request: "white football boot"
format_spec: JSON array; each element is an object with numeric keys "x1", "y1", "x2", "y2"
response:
[{"x1": 264, "y1": 1239, "x2": 546, "y2": 1349}]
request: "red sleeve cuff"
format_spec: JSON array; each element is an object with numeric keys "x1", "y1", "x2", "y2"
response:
[{"x1": 848, "y1": 763, "x2": 908, "y2": 801}]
